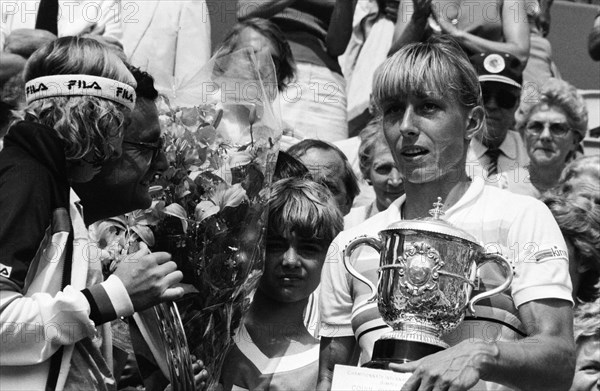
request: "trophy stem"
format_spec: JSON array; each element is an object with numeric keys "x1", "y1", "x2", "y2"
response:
[
  {"x1": 362, "y1": 322, "x2": 447, "y2": 369},
  {"x1": 364, "y1": 339, "x2": 445, "y2": 369}
]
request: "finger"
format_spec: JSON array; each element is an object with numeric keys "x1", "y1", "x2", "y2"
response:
[
  {"x1": 161, "y1": 269, "x2": 183, "y2": 288},
  {"x1": 199, "y1": 369, "x2": 208, "y2": 380},
  {"x1": 390, "y1": 361, "x2": 419, "y2": 373},
  {"x1": 151, "y1": 251, "x2": 173, "y2": 265},
  {"x1": 161, "y1": 286, "x2": 185, "y2": 302},
  {"x1": 126, "y1": 241, "x2": 150, "y2": 261},
  {"x1": 157, "y1": 260, "x2": 178, "y2": 276},
  {"x1": 192, "y1": 362, "x2": 201, "y2": 374},
  {"x1": 400, "y1": 373, "x2": 422, "y2": 391}
]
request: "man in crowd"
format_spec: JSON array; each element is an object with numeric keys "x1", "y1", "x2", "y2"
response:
[
  {"x1": 288, "y1": 139, "x2": 360, "y2": 216},
  {"x1": 466, "y1": 52, "x2": 529, "y2": 182},
  {"x1": 318, "y1": 37, "x2": 574, "y2": 391},
  {"x1": 0, "y1": 37, "x2": 183, "y2": 390}
]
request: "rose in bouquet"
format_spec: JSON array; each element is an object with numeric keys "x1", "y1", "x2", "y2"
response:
[{"x1": 96, "y1": 48, "x2": 282, "y2": 390}]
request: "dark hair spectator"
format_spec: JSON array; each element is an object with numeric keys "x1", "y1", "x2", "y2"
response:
[
  {"x1": 128, "y1": 66, "x2": 159, "y2": 101},
  {"x1": 273, "y1": 150, "x2": 310, "y2": 182},
  {"x1": 237, "y1": 0, "x2": 353, "y2": 141},
  {"x1": 219, "y1": 18, "x2": 295, "y2": 92}
]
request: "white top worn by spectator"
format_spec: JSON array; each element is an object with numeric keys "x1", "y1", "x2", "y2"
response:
[
  {"x1": 0, "y1": 0, "x2": 123, "y2": 50},
  {"x1": 121, "y1": 0, "x2": 211, "y2": 94}
]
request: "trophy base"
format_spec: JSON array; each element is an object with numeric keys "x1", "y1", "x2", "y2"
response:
[{"x1": 362, "y1": 339, "x2": 445, "y2": 369}]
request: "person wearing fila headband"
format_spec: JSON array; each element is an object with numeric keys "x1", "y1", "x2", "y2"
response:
[{"x1": 0, "y1": 36, "x2": 184, "y2": 390}]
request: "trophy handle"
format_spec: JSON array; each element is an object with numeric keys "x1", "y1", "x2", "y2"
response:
[
  {"x1": 468, "y1": 252, "x2": 514, "y2": 315},
  {"x1": 343, "y1": 235, "x2": 383, "y2": 303}
]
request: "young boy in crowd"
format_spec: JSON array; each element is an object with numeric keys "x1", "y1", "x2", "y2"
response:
[{"x1": 220, "y1": 177, "x2": 343, "y2": 390}]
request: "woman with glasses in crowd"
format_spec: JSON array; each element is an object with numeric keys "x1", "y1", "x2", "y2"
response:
[{"x1": 499, "y1": 78, "x2": 588, "y2": 198}]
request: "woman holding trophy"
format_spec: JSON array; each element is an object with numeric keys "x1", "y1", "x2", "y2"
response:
[{"x1": 318, "y1": 36, "x2": 575, "y2": 391}]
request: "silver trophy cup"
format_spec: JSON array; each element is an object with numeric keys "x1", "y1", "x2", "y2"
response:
[{"x1": 344, "y1": 198, "x2": 513, "y2": 368}]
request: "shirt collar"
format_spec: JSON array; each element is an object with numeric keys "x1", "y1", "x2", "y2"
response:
[
  {"x1": 391, "y1": 178, "x2": 484, "y2": 218},
  {"x1": 471, "y1": 133, "x2": 518, "y2": 160},
  {"x1": 70, "y1": 188, "x2": 81, "y2": 205}
]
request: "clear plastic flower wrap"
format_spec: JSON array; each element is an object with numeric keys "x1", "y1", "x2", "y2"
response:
[{"x1": 98, "y1": 47, "x2": 282, "y2": 390}]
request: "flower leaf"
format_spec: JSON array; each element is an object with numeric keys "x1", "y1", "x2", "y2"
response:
[
  {"x1": 164, "y1": 203, "x2": 189, "y2": 232},
  {"x1": 130, "y1": 225, "x2": 155, "y2": 247},
  {"x1": 195, "y1": 200, "x2": 220, "y2": 222}
]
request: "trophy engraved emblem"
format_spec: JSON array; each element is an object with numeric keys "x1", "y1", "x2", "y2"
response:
[
  {"x1": 398, "y1": 242, "x2": 443, "y2": 299},
  {"x1": 343, "y1": 198, "x2": 513, "y2": 368}
]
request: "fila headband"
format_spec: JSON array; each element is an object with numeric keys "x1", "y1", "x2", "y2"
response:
[{"x1": 25, "y1": 74, "x2": 136, "y2": 110}]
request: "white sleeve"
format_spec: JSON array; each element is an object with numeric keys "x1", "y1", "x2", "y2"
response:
[
  {"x1": 0, "y1": 287, "x2": 96, "y2": 365},
  {"x1": 319, "y1": 233, "x2": 355, "y2": 338},
  {"x1": 97, "y1": 0, "x2": 123, "y2": 44},
  {"x1": 509, "y1": 199, "x2": 573, "y2": 308},
  {"x1": 56, "y1": 0, "x2": 123, "y2": 44}
]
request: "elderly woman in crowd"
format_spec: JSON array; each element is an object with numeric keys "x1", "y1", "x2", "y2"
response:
[
  {"x1": 557, "y1": 155, "x2": 600, "y2": 199},
  {"x1": 500, "y1": 78, "x2": 588, "y2": 198},
  {"x1": 345, "y1": 116, "x2": 404, "y2": 228},
  {"x1": 543, "y1": 191, "x2": 600, "y2": 303},
  {"x1": 570, "y1": 296, "x2": 600, "y2": 391}
]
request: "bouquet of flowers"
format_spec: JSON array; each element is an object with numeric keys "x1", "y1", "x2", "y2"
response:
[{"x1": 96, "y1": 48, "x2": 282, "y2": 390}]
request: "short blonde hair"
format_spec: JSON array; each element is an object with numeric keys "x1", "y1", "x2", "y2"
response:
[
  {"x1": 18, "y1": 36, "x2": 136, "y2": 164},
  {"x1": 268, "y1": 177, "x2": 343, "y2": 246},
  {"x1": 373, "y1": 36, "x2": 482, "y2": 112}
]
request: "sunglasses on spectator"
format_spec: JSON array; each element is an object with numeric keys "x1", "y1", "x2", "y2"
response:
[
  {"x1": 482, "y1": 89, "x2": 519, "y2": 109},
  {"x1": 525, "y1": 121, "x2": 571, "y2": 137},
  {"x1": 123, "y1": 137, "x2": 165, "y2": 160}
]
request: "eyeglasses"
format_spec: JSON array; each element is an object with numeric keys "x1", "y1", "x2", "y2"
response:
[
  {"x1": 482, "y1": 89, "x2": 519, "y2": 110},
  {"x1": 123, "y1": 137, "x2": 164, "y2": 160},
  {"x1": 525, "y1": 121, "x2": 571, "y2": 137}
]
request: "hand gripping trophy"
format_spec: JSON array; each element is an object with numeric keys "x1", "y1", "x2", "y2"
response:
[{"x1": 343, "y1": 198, "x2": 513, "y2": 368}]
